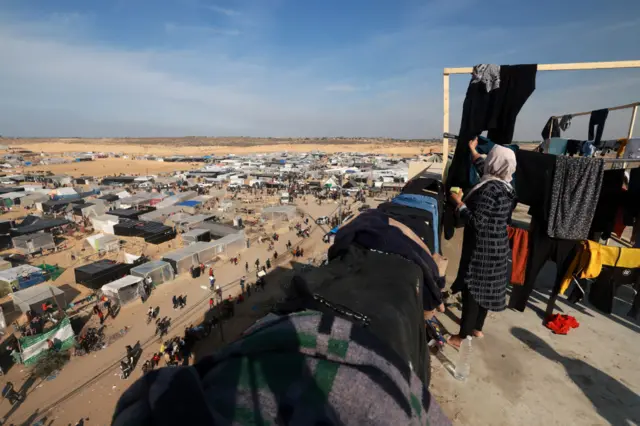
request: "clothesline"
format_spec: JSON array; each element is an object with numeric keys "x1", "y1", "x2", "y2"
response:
[{"x1": 550, "y1": 101, "x2": 639, "y2": 120}]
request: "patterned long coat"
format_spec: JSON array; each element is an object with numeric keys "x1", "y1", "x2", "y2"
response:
[{"x1": 452, "y1": 158, "x2": 515, "y2": 311}]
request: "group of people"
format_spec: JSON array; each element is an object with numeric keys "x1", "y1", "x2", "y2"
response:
[
  {"x1": 146, "y1": 306, "x2": 160, "y2": 323},
  {"x1": 171, "y1": 294, "x2": 187, "y2": 310},
  {"x1": 155, "y1": 316, "x2": 171, "y2": 338},
  {"x1": 93, "y1": 299, "x2": 115, "y2": 325}
]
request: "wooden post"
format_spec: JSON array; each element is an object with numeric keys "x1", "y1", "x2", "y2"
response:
[
  {"x1": 621, "y1": 104, "x2": 639, "y2": 166},
  {"x1": 628, "y1": 105, "x2": 638, "y2": 140},
  {"x1": 442, "y1": 73, "x2": 450, "y2": 178}
]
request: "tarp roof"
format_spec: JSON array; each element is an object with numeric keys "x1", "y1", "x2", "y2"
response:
[
  {"x1": 177, "y1": 200, "x2": 201, "y2": 207},
  {"x1": 182, "y1": 228, "x2": 209, "y2": 238},
  {"x1": 11, "y1": 218, "x2": 71, "y2": 236},
  {"x1": 130, "y1": 260, "x2": 171, "y2": 275},
  {"x1": 101, "y1": 275, "x2": 143, "y2": 292},
  {"x1": 0, "y1": 264, "x2": 43, "y2": 282},
  {"x1": 11, "y1": 284, "x2": 64, "y2": 306}
]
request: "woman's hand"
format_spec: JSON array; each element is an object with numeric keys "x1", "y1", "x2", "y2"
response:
[
  {"x1": 469, "y1": 137, "x2": 482, "y2": 162},
  {"x1": 469, "y1": 137, "x2": 478, "y2": 152},
  {"x1": 450, "y1": 190, "x2": 464, "y2": 206}
]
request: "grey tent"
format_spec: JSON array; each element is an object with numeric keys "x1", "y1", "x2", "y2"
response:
[
  {"x1": 162, "y1": 246, "x2": 200, "y2": 274},
  {"x1": 182, "y1": 229, "x2": 211, "y2": 244},
  {"x1": 130, "y1": 260, "x2": 175, "y2": 286},
  {"x1": 12, "y1": 233, "x2": 55, "y2": 254},
  {"x1": 11, "y1": 284, "x2": 66, "y2": 314}
]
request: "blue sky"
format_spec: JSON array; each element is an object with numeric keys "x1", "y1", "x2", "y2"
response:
[{"x1": 0, "y1": 0, "x2": 639, "y2": 139}]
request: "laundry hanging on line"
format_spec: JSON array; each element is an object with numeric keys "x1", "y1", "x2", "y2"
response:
[
  {"x1": 507, "y1": 225, "x2": 529, "y2": 285},
  {"x1": 588, "y1": 108, "x2": 609, "y2": 144},
  {"x1": 559, "y1": 240, "x2": 640, "y2": 294},
  {"x1": 547, "y1": 156, "x2": 604, "y2": 241},
  {"x1": 447, "y1": 64, "x2": 537, "y2": 190}
]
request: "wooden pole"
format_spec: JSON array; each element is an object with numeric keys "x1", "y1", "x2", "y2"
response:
[
  {"x1": 444, "y1": 60, "x2": 640, "y2": 75},
  {"x1": 551, "y1": 102, "x2": 640, "y2": 120},
  {"x1": 628, "y1": 105, "x2": 638, "y2": 140},
  {"x1": 621, "y1": 104, "x2": 639, "y2": 165},
  {"x1": 442, "y1": 73, "x2": 450, "y2": 177}
]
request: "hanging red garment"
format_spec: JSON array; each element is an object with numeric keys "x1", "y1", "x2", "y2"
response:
[
  {"x1": 545, "y1": 314, "x2": 580, "y2": 335},
  {"x1": 507, "y1": 226, "x2": 529, "y2": 285}
]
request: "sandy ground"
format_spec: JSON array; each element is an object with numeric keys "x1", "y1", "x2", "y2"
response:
[
  {"x1": 9, "y1": 158, "x2": 203, "y2": 178},
  {"x1": 0, "y1": 196, "x2": 639, "y2": 425},
  {"x1": 3, "y1": 140, "x2": 440, "y2": 156}
]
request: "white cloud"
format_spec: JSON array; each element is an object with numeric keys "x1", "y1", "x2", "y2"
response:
[{"x1": 205, "y1": 5, "x2": 240, "y2": 16}]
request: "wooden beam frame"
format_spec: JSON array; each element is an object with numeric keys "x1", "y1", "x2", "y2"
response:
[{"x1": 442, "y1": 60, "x2": 640, "y2": 173}]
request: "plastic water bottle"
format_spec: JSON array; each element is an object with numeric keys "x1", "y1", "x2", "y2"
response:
[{"x1": 454, "y1": 336, "x2": 473, "y2": 381}]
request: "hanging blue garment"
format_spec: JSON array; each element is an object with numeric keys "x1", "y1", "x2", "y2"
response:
[
  {"x1": 582, "y1": 141, "x2": 596, "y2": 157},
  {"x1": 547, "y1": 138, "x2": 569, "y2": 155}
]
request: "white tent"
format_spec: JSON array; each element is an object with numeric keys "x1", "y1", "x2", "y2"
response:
[
  {"x1": 86, "y1": 233, "x2": 120, "y2": 252},
  {"x1": 101, "y1": 275, "x2": 145, "y2": 306},
  {"x1": 262, "y1": 206, "x2": 297, "y2": 222},
  {"x1": 91, "y1": 214, "x2": 119, "y2": 235}
]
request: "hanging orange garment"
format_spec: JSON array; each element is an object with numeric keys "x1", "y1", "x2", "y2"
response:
[
  {"x1": 507, "y1": 226, "x2": 529, "y2": 285},
  {"x1": 616, "y1": 138, "x2": 629, "y2": 158}
]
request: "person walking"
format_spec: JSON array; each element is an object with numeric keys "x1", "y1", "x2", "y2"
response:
[
  {"x1": 209, "y1": 298, "x2": 214, "y2": 311},
  {"x1": 239, "y1": 276, "x2": 246, "y2": 294},
  {"x1": 448, "y1": 139, "x2": 517, "y2": 348},
  {"x1": 266, "y1": 258, "x2": 271, "y2": 269},
  {"x1": 172, "y1": 295, "x2": 178, "y2": 310},
  {"x1": 209, "y1": 274, "x2": 215, "y2": 289},
  {"x1": 215, "y1": 285, "x2": 223, "y2": 304},
  {"x1": 245, "y1": 262, "x2": 249, "y2": 272},
  {"x1": 255, "y1": 258, "x2": 260, "y2": 269},
  {"x1": 104, "y1": 299, "x2": 114, "y2": 318}
]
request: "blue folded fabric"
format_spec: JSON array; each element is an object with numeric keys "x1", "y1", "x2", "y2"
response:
[
  {"x1": 548, "y1": 137, "x2": 569, "y2": 155},
  {"x1": 391, "y1": 193, "x2": 440, "y2": 253}
]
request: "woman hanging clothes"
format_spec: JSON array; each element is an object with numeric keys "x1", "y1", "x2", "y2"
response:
[{"x1": 448, "y1": 139, "x2": 516, "y2": 348}]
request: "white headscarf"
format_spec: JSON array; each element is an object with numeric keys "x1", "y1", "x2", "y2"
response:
[{"x1": 464, "y1": 145, "x2": 517, "y2": 201}]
